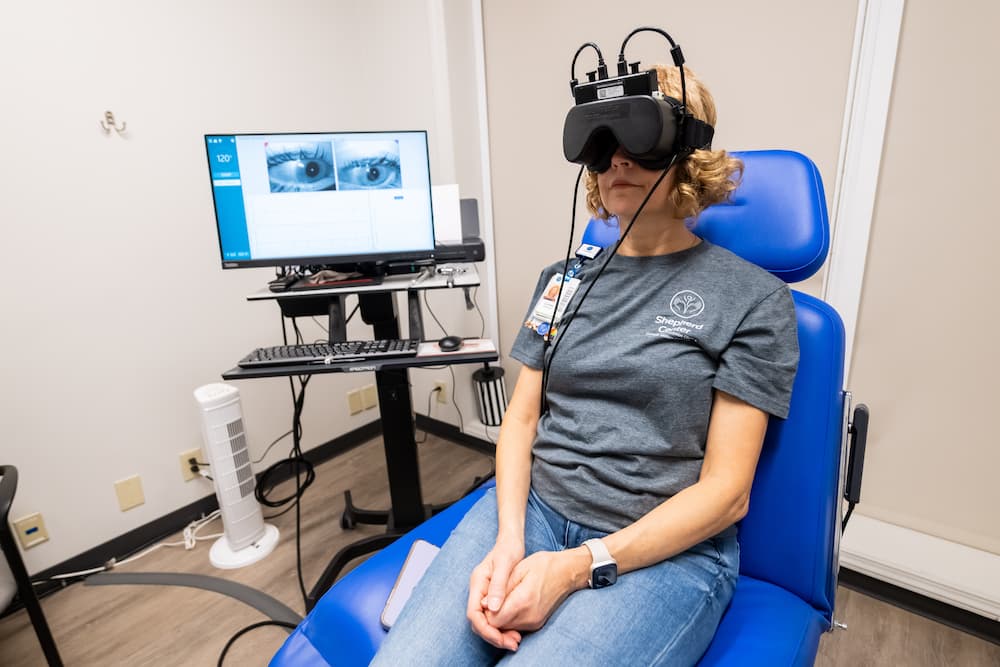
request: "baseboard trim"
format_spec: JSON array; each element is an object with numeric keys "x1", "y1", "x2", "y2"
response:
[
  {"x1": 2, "y1": 420, "x2": 381, "y2": 618},
  {"x1": 840, "y1": 514, "x2": 1000, "y2": 622},
  {"x1": 414, "y1": 414, "x2": 496, "y2": 457},
  {"x1": 839, "y1": 567, "x2": 1000, "y2": 646}
]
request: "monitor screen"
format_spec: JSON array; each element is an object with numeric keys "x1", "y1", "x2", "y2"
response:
[{"x1": 204, "y1": 131, "x2": 436, "y2": 269}]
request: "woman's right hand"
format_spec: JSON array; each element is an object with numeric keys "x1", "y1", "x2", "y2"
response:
[{"x1": 467, "y1": 539, "x2": 525, "y2": 651}]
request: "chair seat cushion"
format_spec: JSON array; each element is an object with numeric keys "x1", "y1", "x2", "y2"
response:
[
  {"x1": 698, "y1": 576, "x2": 827, "y2": 666},
  {"x1": 272, "y1": 483, "x2": 827, "y2": 667},
  {"x1": 271, "y1": 485, "x2": 491, "y2": 667}
]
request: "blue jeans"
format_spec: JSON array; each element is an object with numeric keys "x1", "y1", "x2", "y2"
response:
[{"x1": 371, "y1": 488, "x2": 739, "y2": 666}]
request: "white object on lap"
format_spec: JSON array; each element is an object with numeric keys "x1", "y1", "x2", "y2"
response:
[{"x1": 381, "y1": 539, "x2": 441, "y2": 629}]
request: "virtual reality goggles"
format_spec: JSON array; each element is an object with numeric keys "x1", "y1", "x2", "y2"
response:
[{"x1": 562, "y1": 35, "x2": 715, "y2": 173}]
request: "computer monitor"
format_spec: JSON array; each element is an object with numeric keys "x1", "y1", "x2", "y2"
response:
[{"x1": 204, "y1": 131, "x2": 436, "y2": 271}]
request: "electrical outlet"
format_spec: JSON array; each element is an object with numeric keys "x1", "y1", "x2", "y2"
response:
[
  {"x1": 13, "y1": 512, "x2": 49, "y2": 549},
  {"x1": 179, "y1": 448, "x2": 203, "y2": 481},
  {"x1": 434, "y1": 381, "x2": 448, "y2": 404},
  {"x1": 114, "y1": 475, "x2": 145, "y2": 511},
  {"x1": 347, "y1": 389, "x2": 363, "y2": 415},
  {"x1": 361, "y1": 384, "x2": 378, "y2": 410}
]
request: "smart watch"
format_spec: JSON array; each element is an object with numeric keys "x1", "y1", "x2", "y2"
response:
[{"x1": 583, "y1": 538, "x2": 618, "y2": 589}]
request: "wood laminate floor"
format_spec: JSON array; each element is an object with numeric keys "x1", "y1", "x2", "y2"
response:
[{"x1": 2, "y1": 435, "x2": 998, "y2": 666}]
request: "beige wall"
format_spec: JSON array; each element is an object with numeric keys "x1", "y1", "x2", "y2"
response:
[
  {"x1": 850, "y1": 1, "x2": 1000, "y2": 554},
  {"x1": 482, "y1": 1, "x2": 858, "y2": 377},
  {"x1": 0, "y1": 0, "x2": 484, "y2": 572}
]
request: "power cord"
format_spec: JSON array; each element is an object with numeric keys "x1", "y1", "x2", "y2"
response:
[
  {"x1": 415, "y1": 386, "x2": 444, "y2": 444},
  {"x1": 310, "y1": 299, "x2": 359, "y2": 335},
  {"x1": 274, "y1": 314, "x2": 316, "y2": 609},
  {"x1": 448, "y1": 365, "x2": 465, "y2": 433},
  {"x1": 30, "y1": 511, "x2": 224, "y2": 587},
  {"x1": 217, "y1": 620, "x2": 298, "y2": 666},
  {"x1": 420, "y1": 293, "x2": 467, "y2": 433},
  {"x1": 117, "y1": 511, "x2": 223, "y2": 566},
  {"x1": 472, "y1": 286, "x2": 486, "y2": 339},
  {"x1": 253, "y1": 373, "x2": 314, "y2": 610},
  {"x1": 253, "y1": 429, "x2": 294, "y2": 465},
  {"x1": 422, "y1": 290, "x2": 450, "y2": 337}
]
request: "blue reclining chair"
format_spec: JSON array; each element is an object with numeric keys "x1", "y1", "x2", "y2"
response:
[{"x1": 271, "y1": 150, "x2": 868, "y2": 666}]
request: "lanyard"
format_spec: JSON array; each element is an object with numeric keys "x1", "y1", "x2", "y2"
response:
[{"x1": 567, "y1": 242, "x2": 602, "y2": 278}]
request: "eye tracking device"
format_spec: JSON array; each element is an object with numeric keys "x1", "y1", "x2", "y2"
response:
[
  {"x1": 541, "y1": 27, "x2": 715, "y2": 414},
  {"x1": 562, "y1": 27, "x2": 715, "y2": 173}
]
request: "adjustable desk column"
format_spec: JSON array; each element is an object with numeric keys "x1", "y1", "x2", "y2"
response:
[{"x1": 356, "y1": 290, "x2": 424, "y2": 529}]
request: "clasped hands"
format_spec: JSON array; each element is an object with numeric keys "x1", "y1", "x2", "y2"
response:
[{"x1": 466, "y1": 539, "x2": 589, "y2": 652}]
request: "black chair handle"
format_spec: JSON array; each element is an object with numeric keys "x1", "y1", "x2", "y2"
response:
[
  {"x1": 845, "y1": 404, "x2": 869, "y2": 504},
  {"x1": 841, "y1": 404, "x2": 869, "y2": 531}
]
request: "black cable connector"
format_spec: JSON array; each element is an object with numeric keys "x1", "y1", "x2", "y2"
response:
[
  {"x1": 670, "y1": 44, "x2": 685, "y2": 66},
  {"x1": 569, "y1": 41, "x2": 605, "y2": 95}
]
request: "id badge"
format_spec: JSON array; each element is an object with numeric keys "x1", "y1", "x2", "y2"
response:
[{"x1": 525, "y1": 273, "x2": 580, "y2": 336}]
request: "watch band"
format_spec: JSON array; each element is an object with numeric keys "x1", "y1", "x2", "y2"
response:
[
  {"x1": 583, "y1": 538, "x2": 613, "y2": 564},
  {"x1": 583, "y1": 538, "x2": 617, "y2": 588}
]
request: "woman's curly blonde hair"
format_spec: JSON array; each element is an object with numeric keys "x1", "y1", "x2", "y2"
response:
[{"x1": 585, "y1": 65, "x2": 742, "y2": 221}]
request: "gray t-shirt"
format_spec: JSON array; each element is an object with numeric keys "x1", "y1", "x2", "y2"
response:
[{"x1": 510, "y1": 240, "x2": 799, "y2": 532}]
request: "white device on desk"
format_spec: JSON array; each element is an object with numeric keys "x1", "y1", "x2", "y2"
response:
[{"x1": 194, "y1": 383, "x2": 279, "y2": 569}]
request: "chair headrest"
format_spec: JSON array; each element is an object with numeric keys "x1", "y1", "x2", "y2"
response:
[{"x1": 580, "y1": 150, "x2": 830, "y2": 283}]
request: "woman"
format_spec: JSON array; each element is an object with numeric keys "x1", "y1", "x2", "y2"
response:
[{"x1": 372, "y1": 65, "x2": 799, "y2": 666}]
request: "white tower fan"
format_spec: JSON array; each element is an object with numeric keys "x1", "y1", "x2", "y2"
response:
[{"x1": 194, "y1": 383, "x2": 279, "y2": 569}]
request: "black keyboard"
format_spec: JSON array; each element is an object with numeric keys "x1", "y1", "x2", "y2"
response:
[{"x1": 238, "y1": 339, "x2": 420, "y2": 368}]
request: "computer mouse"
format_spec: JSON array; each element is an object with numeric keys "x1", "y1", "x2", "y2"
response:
[{"x1": 437, "y1": 335, "x2": 464, "y2": 352}]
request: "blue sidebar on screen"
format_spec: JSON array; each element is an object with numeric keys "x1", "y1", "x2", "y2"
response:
[{"x1": 206, "y1": 135, "x2": 252, "y2": 262}]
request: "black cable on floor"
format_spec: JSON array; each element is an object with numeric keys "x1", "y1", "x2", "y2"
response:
[{"x1": 217, "y1": 620, "x2": 298, "y2": 666}]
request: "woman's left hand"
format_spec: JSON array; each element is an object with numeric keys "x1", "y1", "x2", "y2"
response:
[{"x1": 485, "y1": 548, "x2": 589, "y2": 632}]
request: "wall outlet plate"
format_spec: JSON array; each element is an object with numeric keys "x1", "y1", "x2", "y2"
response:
[
  {"x1": 114, "y1": 475, "x2": 145, "y2": 511},
  {"x1": 361, "y1": 384, "x2": 378, "y2": 410},
  {"x1": 13, "y1": 512, "x2": 49, "y2": 549},
  {"x1": 179, "y1": 448, "x2": 203, "y2": 481},
  {"x1": 347, "y1": 389, "x2": 363, "y2": 415},
  {"x1": 434, "y1": 381, "x2": 448, "y2": 404}
]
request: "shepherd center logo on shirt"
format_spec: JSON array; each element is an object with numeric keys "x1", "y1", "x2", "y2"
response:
[
  {"x1": 670, "y1": 290, "x2": 705, "y2": 318},
  {"x1": 648, "y1": 290, "x2": 707, "y2": 340}
]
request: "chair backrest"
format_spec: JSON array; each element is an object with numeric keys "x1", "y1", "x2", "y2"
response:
[
  {"x1": 0, "y1": 465, "x2": 16, "y2": 525},
  {"x1": 0, "y1": 467, "x2": 17, "y2": 611},
  {"x1": 582, "y1": 150, "x2": 844, "y2": 621}
]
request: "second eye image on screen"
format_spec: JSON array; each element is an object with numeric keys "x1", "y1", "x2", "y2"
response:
[{"x1": 334, "y1": 138, "x2": 402, "y2": 190}]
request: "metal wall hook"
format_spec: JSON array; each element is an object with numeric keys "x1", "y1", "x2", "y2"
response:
[{"x1": 99, "y1": 111, "x2": 126, "y2": 135}]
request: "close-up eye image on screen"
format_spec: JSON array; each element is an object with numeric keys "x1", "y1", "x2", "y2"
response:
[
  {"x1": 266, "y1": 142, "x2": 337, "y2": 193},
  {"x1": 334, "y1": 139, "x2": 402, "y2": 190}
]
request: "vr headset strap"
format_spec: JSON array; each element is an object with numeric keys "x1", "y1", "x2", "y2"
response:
[{"x1": 680, "y1": 115, "x2": 714, "y2": 152}]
